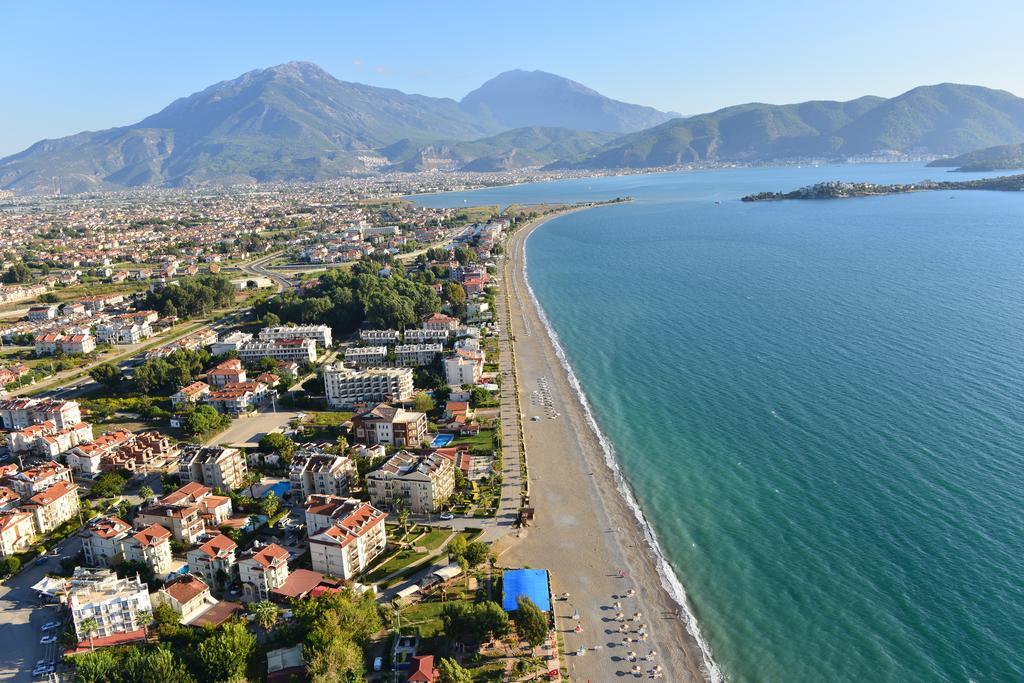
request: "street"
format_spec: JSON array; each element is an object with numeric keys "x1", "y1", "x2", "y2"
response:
[{"x1": 0, "y1": 535, "x2": 83, "y2": 683}]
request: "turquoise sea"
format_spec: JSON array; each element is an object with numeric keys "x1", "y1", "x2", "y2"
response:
[{"x1": 414, "y1": 164, "x2": 1024, "y2": 682}]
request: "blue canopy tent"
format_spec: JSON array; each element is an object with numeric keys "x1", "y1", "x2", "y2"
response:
[{"x1": 502, "y1": 569, "x2": 551, "y2": 612}]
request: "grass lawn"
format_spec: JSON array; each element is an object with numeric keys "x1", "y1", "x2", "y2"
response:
[
  {"x1": 418, "y1": 528, "x2": 450, "y2": 552},
  {"x1": 452, "y1": 429, "x2": 497, "y2": 452},
  {"x1": 305, "y1": 411, "x2": 354, "y2": 426},
  {"x1": 365, "y1": 546, "x2": 432, "y2": 582}
]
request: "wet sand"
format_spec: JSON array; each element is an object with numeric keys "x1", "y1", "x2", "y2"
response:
[{"x1": 499, "y1": 209, "x2": 713, "y2": 682}]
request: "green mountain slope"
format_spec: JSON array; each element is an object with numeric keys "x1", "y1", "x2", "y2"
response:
[
  {"x1": 926, "y1": 142, "x2": 1024, "y2": 171},
  {"x1": 556, "y1": 84, "x2": 1024, "y2": 169}
]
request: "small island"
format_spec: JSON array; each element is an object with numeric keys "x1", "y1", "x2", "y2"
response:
[{"x1": 741, "y1": 174, "x2": 1024, "y2": 202}]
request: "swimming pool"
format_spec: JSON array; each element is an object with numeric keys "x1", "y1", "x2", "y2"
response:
[{"x1": 430, "y1": 434, "x2": 454, "y2": 447}]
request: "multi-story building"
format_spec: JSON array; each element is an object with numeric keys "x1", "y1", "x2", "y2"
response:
[
  {"x1": 403, "y1": 328, "x2": 449, "y2": 345},
  {"x1": 135, "y1": 503, "x2": 205, "y2": 544},
  {"x1": 178, "y1": 446, "x2": 248, "y2": 490},
  {"x1": 186, "y1": 534, "x2": 238, "y2": 588},
  {"x1": 96, "y1": 321, "x2": 151, "y2": 345},
  {"x1": 444, "y1": 350, "x2": 484, "y2": 387},
  {"x1": 359, "y1": 329, "x2": 401, "y2": 345},
  {"x1": 65, "y1": 430, "x2": 133, "y2": 476},
  {"x1": 258, "y1": 325, "x2": 332, "y2": 349},
  {"x1": 238, "y1": 543, "x2": 290, "y2": 602},
  {"x1": 23, "y1": 480, "x2": 81, "y2": 534},
  {"x1": 203, "y1": 381, "x2": 268, "y2": 414},
  {"x1": 8, "y1": 420, "x2": 92, "y2": 457},
  {"x1": 207, "y1": 359, "x2": 247, "y2": 387},
  {"x1": 238, "y1": 338, "x2": 317, "y2": 365},
  {"x1": 123, "y1": 523, "x2": 173, "y2": 577},
  {"x1": 394, "y1": 343, "x2": 443, "y2": 367},
  {"x1": 160, "y1": 481, "x2": 233, "y2": 527},
  {"x1": 68, "y1": 568, "x2": 152, "y2": 642},
  {"x1": 210, "y1": 331, "x2": 254, "y2": 358},
  {"x1": 350, "y1": 403, "x2": 428, "y2": 448},
  {"x1": 344, "y1": 346, "x2": 387, "y2": 367},
  {"x1": 421, "y1": 313, "x2": 459, "y2": 335},
  {"x1": 0, "y1": 487, "x2": 20, "y2": 512},
  {"x1": 171, "y1": 381, "x2": 210, "y2": 406},
  {"x1": 82, "y1": 516, "x2": 133, "y2": 568},
  {"x1": 366, "y1": 451, "x2": 455, "y2": 514},
  {"x1": 308, "y1": 500, "x2": 388, "y2": 580},
  {"x1": 324, "y1": 365, "x2": 414, "y2": 408},
  {"x1": 7, "y1": 460, "x2": 73, "y2": 499},
  {"x1": 0, "y1": 511, "x2": 36, "y2": 558},
  {"x1": 159, "y1": 574, "x2": 214, "y2": 624},
  {"x1": 0, "y1": 397, "x2": 81, "y2": 430},
  {"x1": 289, "y1": 451, "x2": 357, "y2": 500}
]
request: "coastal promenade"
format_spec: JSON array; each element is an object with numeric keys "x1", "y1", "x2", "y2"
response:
[{"x1": 500, "y1": 209, "x2": 712, "y2": 682}]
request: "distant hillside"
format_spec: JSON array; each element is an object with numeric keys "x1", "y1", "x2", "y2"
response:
[
  {"x1": 927, "y1": 142, "x2": 1024, "y2": 171},
  {"x1": 460, "y1": 70, "x2": 678, "y2": 134},
  {"x1": 554, "y1": 84, "x2": 1024, "y2": 169},
  {"x1": 380, "y1": 127, "x2": 617, "y2": 172}
]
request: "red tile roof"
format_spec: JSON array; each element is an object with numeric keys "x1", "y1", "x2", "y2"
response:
[{"x1": 164, "y1": 574, "x2": 209, "y2": 604}]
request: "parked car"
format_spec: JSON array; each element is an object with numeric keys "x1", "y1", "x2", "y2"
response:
[
  {"x1": 39, "y1": 635, "x2": 57, "y2": 645},
  {"x1": 34, "y1": 556, "x2": 48, "y2": 566},
  {"x1": 439, "y1": 512, "x2": 454, "y2": 520},
  {"x1": 42, "y1": 621, "x2": 61, "y2": 630}
]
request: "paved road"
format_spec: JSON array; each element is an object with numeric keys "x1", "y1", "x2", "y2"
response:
[
  {"x1": 0, "y1": 535, "x2": 83, "y2": 682},
  {"x1": 205, "y1": 408, "x2": 300, "y2": 447}
]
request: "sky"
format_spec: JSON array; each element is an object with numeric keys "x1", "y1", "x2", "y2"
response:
[{"x1": 2, "y1": 0, "x2": 1023, "y2": 156}]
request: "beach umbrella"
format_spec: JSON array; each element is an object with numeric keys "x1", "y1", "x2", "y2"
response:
[
  {"x1": 648, "y1": 650, "x2": 657, "y2": 658},
  {"x1": 634, "y1": 612, "x2": 642, "y2": 619}
]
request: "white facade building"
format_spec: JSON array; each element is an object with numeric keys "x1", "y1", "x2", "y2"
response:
[{"x1": 324, "y1": 365, "x2": 414, "y2": 408}]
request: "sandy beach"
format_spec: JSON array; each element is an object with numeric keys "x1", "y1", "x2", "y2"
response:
[{"x1": 498, "y1": 208, "x2": 714, "y2": 682}]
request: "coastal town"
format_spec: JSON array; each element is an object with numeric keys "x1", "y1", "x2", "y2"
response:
[{"x1": 0, "y1": 182, "x2": 681, "y2": 683}]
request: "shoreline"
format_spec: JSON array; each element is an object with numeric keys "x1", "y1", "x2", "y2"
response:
[{"x1": 500, "y1": 207, "x2": 719, "y2": 682}]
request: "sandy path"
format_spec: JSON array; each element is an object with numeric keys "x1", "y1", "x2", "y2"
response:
[{"x1": 498, "y1": 208, "x2": 714, "y2": 682}]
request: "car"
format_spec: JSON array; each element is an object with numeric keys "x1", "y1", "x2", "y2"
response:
[
  {"x1": 34, "y1": 556, "x2": 49, "y2": 566},
  {"x1": 33, "y1": 665, "x2": 55, "y2": 677},
  {"x1": 50, "y1": 546, "x2": 63, "y2": 555},
  {"x1": 439, "y1": 512, "x2": 454, "y2": 520},
  {"x1": 42, "y1": 621, "x2": 61, "y2": 630},
  {"x1": 39, "y1": 635, "x2": 58, "y2": 645},
  {"x1": 531, "y1": 416, "x2": 540, "y2": 421}
]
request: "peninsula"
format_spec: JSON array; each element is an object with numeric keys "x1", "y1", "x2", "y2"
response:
[{"x1": 741, "y1": 173, "x2": 1024, "y2": 201}]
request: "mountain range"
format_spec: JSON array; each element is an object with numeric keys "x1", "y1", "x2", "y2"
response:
[{"x1": 2, "y1": 62, "x2": 1024, "y2": 194}]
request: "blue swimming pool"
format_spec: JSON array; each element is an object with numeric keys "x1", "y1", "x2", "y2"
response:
[{"x1": 430, "y1": 434, "x2": 454, "y2": 447}]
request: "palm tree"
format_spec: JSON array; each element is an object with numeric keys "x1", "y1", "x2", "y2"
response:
[
  {"x1": 245, "y1": 471, "x2": 263, "y2": 498},
  {"x1": 249, "y1": 600, "x2": 278, "y2": 632},
  {"x1": 80, "y1": 617, "x2": 99, "y2": 651}
]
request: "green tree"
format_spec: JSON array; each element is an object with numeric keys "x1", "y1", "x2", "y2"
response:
[
  {"x1": 2, "y1": 262, "x2": 32, "y2": 284},
  {"x1": 474, "y1": 600, "x2": 510, "y2": 640},
  {"x1": 91, "y1": 473, "x2": 127, "y2": 498},
  {"x1": 437, "y1": 657, "x2": 473, "y2": 683},
  {"x1": 448, "y1": 535, "x2": 468, "y2": 562},
  {"x1": 196, "y1": 621, "x2": 256, "y2": 683},
  {"x1": 1, "y1": 555, "x2": 20, "y2": 576},
  {"x1": 412, "y1": 392, "x2": 435, "y2": 413},
  {"x1": 259, "y1": 491, "x2": 280, "y2": 519},
  {"x1": 249, "y1": 600, "x2": 279, "y2": 632},
  {"x1": 80, "y1": 616, "x2": 100, "y2": 651},
  {"x1": 89, "y1": 362, "x2": 123, "y2": 388},
  {"x1": 258, "y1": 432, "x2": 295, "y2": 459},
  {"x1": 264, "y1": 312, "x2": 281, "y2": 327},
  {"x1": 513, "y1": 596, "x2": 548, "y2": 647},
  {"x1": 463, "y1": 540, "x2": 489, "y2": 567},
  {"x1": 71, "y1": 648, "x2": 120, "y2": 682},
  {"x1": 139, "y1": 485, "x2": 154, "y2": 501},
  {"x1": 122, "y1": 644, "x2": 196, "y2": 683},
  {"x1": 183, "y1": 405, "x2": 230, "y2": 437}
]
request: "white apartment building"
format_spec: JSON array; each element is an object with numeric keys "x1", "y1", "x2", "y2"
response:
[
  {"x1": 324, "y1": 365, "x2": 414, "y2": 408},
  {"x1": 258, "y1": 324, "x2": 332, "y2": 348},
  {"x1": 308, "y1": 501, "x2": 388, "y2": 580},
  {"x1": 0, "y1": 511, "x2": 36, "y2": 558},
  {"x1": 8, "y1": 460, "x2": 73, "y2": 499},
  {"x1": 68, "y1": 568, "x2": 152, "y2": 642},
  {"x1": 210, "y1": 331, "x2": 253, "y2": 357},
  {"x1": 394, "y1": 343, "x2": 443, "y2": 367},
  {"x1": 289, "y1": 452, "x2": 357, "y2": 499},
  {"x1": 135, "y1": 503, "x2": 205, "y2": 544},
  {"x1": 24, "y1": 481, "x2": 81, "y2": 534},
  {"x1": 444, "y1": 351, "x2": 483, "y2": 387},
  {"x1": 238, "y1": 543, "x2": 290, "y2": 602},
  {"x1": 366, "y1": 451, "x2": 455, "y2": 515},
  {"x1": 403, "y1": 328, "x2": 450, "y2": 345},
  {"x1": 8, "y1": 420, "x2": 93, "y2": 457},
  {"x1": 238, "y1": 338, "x2": 317, "y2": 364},
  {"x1": 186, "y1": 534, "x2": 238, "y2": 589},
  {"x1": 359, "y1": 329, "x2": 401, "y2": 345},
  {"x1": 123, "y1": 523, "x2": 173, "y2": 577},
  {"x1": 344, "y1": 346, "x2": 387, "y2": 367},
  {"x1": 0, "y1": 398, "x2": 81, "y2": 430},
  {"x1": 82, "y1": 516, "x2": 133, "y2": 568}
]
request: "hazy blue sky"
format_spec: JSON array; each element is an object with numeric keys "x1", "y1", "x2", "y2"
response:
[{"x1": 2, "y1": 1, "x2": 1023, "y2": 156}]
